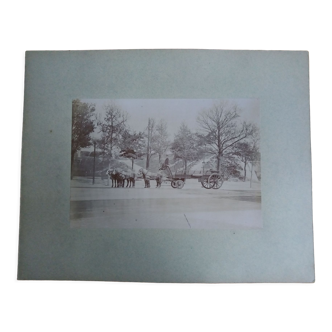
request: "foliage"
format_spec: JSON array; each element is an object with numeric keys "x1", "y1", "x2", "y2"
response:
[
  {"x1": 97, "y1": 102, "x2": 128, "y2": 159},
  {"x1": 71, "y1": 99, "x2": 96, "y2": 178},
  {"x1": 119, "y1": 130, "x2": 146, "y2": 168},
  {"x1": 72, "y1": 99, "x2": 96, "y2": 152}
]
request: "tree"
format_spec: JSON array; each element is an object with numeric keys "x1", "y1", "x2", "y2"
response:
[
  {"x1": 119, "y1": 130, "x2": 145, "y2": 169},
  {"x1": 97, "y1": 102, "x2": 128, "y2": 162},
  {"x1": 197, "y1": 101, "x2": 257, "y2": 172},
  {"x1": 235, "y1": 141, "x2": 255, "y2": 181},
  {"x1": 249, "y1": 130, "x2": 261, "y2": 188},
  {"x1": 145, "y1": 118, "x2": 156, "y2": 169},
  {"x1": 171, "y1": 123, "x2": 200, "y2": 174},
  {"x1": 151, "y1": 119, "x2": 170, "y2": 164},
  {"x1": 71, "y1": 99, "x2": 95, "y2": 178}
]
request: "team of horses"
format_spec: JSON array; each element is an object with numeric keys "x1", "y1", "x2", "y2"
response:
[
  {"x1": 106, "y1": 167, "x2": 165, "y2": 188},
  {"x1": 106, "y1": 169, "x2": 136, "y2": 188}
]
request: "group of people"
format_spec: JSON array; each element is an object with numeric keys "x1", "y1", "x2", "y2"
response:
[{"x1": 106, "y1": 167, "x2": 165, "y2": 188}]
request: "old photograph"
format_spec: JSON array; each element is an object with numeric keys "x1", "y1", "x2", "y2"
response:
[{"x1": 70, "y1": 99, "x2": 261, "y2": 229}]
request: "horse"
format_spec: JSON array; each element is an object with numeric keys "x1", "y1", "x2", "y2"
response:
[
  {"x1": 138, "y1": 168, "x2": 165, "y2": 188},
  {"x1": 106, "y1": 169, "x2": 117, "y2": 187},
  {"x1": 122, "y1": 169, "x2": 136, "y2": 188},
  {"x1": 107, "y1": 168, "x2": 125, "y2": 188}
]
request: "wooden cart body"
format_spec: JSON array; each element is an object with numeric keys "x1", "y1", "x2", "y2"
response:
[{"x1": 160, "y1": 165, "x2": 223, "y2": 189}]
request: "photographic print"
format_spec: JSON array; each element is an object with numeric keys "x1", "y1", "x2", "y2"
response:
[{"x1": 70, "y1": 99, "x2": 261, "y2": 229}]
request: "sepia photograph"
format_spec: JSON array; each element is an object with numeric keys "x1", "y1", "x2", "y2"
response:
[
  {"x1": 70, "y1": 99, "x2": 261, "y2": 229},
  {"x1": 17, "y1": 49, "x2": 314, "y2": 284}
]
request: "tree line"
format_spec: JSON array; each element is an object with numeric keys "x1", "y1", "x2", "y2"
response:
[{"x1": 71, "y1": 99, "x2": 260, "y2": 180}]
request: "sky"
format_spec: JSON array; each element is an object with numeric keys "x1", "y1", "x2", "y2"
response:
[{"x1": 81, "y1": 98, "x2": 260, "y2": 139}]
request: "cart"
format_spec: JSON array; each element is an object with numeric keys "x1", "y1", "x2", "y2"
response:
[{"x1": 160, "y1": 165, "x2": 224, "y2": 190}]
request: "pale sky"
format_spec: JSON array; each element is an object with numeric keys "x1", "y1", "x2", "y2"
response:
[{"x1": 81, "y1": 98, "x2": 260, "y2": 139}]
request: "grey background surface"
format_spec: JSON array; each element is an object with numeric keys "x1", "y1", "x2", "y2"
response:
[{"x1": 18, "y1": 50, "x2": 314, "y2": 282}]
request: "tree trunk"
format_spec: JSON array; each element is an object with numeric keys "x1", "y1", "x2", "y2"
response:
[
  {"x1": 146, "y1": 140, "x2": 150, "y2": 169},
  {"x1": 146, "y1": 154, "x2": 150, "y2": 169},
  {"x1": 131, "y1": 158, "x2": 134, "y2": 170},
  {"x1": 107, "y1": 160, "x2": 110, "y2": 186},
  {"x1": 244, "y1": 158, "x2": 247, "y2": 182},
  {"x1": 92, "y1": 143, "x2": 96, "y2": 184},
  {"x1": 217, "y1": 155, "x2": 221, "y2": 172},
  {"x1": 71, "y1": 150, "x2": 75, "y2": 179},
  {"x1": 146, "y1": 118, "x2": 151, "y2": 169},
  {"x1": 250, "y1": 162, "x2": 254, "y2": 188}
]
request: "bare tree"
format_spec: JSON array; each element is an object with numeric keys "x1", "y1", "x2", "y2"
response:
[
  {"x1": 152, "y1": 119, "x2": 171, "y2": 164},
  {"x1": 145, "y1": 118, "x2": 156, "y2": 169},
  {"x1": 171, "y1": 123, "x2": 200, "y2": 175},
  {"x1": 197, "y1": 101, "x2": 257, "y2": 172},
  {"x1": 235, "y1": 142, "x2": 250, "y2": 180},
  {"x1": 247, "y1": 128, "x2": 261, "y2": 184}
]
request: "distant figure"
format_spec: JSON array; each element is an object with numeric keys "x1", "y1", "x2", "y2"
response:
[
  {"x1": 160, "y1": 158, "x2": 169, "y2": 171},
  {"x1": 138, "y1": 168, "x2": 150, "y2": 188},
  {"x1": 155, "y1": 170, "x2": 164, "y2": 188}
]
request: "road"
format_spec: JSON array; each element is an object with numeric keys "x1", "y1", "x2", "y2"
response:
[{"x1": 70, "y1": 178, "x2": 262, "y2": 229}]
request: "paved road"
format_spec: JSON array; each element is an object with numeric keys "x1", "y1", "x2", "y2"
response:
[{"x1": 70, "y1": 179, "x2": 262, "y2": 229}]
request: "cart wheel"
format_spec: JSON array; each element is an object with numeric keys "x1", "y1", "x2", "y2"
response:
[
  {"x1": 202, "y1": 177, "x2": 214, "y2": 189},
  {"x1": 208, "y1": 173, "x2": 222, "y2": 189},
  {"x1": 176, "y1": 180, "x2": 185, "y2": 189},
  {"x1": 171, "y1": 181, "x2": 177, "y2": 188},
  {"x1": 213, "y1": 177, "x2": 223, "y2": 189}
]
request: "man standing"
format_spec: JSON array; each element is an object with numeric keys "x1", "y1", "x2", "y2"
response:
[
  {"x1": 142, "y1": 171, "x2": 146, "y2": 188},
  {"x1": 145, "y1": 172, "x2": 151, "y2": 188},
  {"x1": 156, "y1": 170, "x2": 163, "y2": 188}
]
